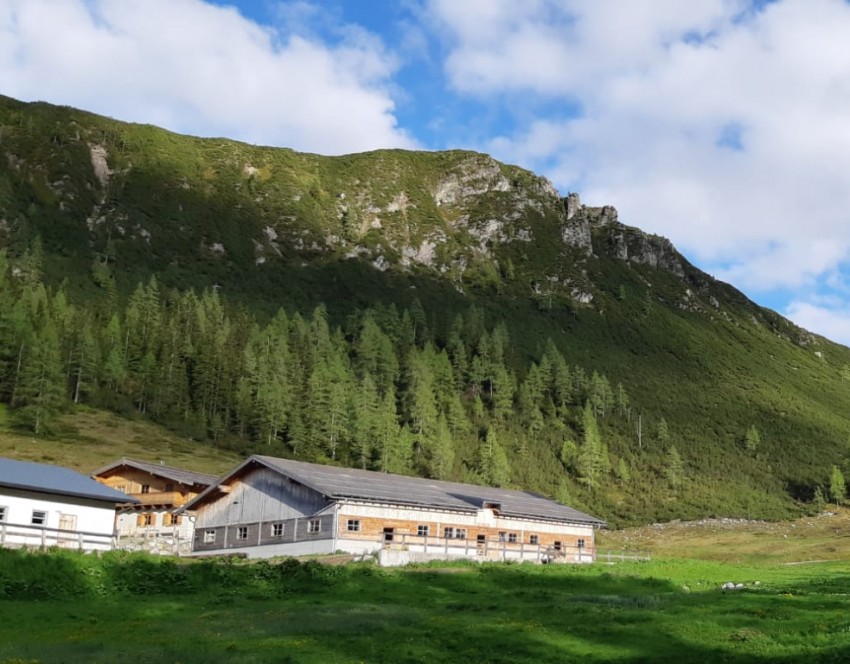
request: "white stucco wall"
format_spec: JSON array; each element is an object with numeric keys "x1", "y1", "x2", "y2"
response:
[{"x1": 0, "y1": 488, "x2": 117, "y2": 551}]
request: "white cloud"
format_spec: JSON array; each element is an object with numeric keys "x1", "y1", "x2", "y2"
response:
[
  {"x1": 0, "y1": 0, "x2": 415, "y2": 154},
  {"x1": 785, "y1": 299, "x2": 850, "y2": 347},
  {"x1": 427, "y1": 0, "x2": 850, "y2": 297}
]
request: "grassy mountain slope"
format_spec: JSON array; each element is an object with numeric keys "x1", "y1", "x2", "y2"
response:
[{"x1": 1, "y1": 95, "x2": 850, "y2": 524}]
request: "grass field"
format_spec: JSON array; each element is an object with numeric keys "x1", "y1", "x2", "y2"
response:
[{"x1": 2, "y1": 550, "x2": 850, "y2": 663}]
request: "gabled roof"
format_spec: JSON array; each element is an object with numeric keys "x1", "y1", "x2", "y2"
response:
[
  {"x1": 185, "y1": 455, "x2": 605, "y2": 527},
  {"x1": 92, "y1": 458, "x2": 218, "y2": 487},
  {"x1": 0, "y1": 457, "x2": 139, "y2": 505}
]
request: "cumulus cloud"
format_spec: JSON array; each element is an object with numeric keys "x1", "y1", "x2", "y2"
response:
[
  {"x1": 785, "y1": 299, "x2": 850, "y2": 347},
  {"x1": 0, "y1": 0, "x2": 415, "y2": 154},
  {"x1": 426, "y1": 0, "x2": 850, "y2": 304}
]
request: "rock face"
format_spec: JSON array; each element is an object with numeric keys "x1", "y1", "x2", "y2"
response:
[{"x1": 561, "y1": 192, "x2": 686, "y2": 278}]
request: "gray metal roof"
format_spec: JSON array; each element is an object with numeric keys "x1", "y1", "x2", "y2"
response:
[
  {"x1": 0, "y1": 457, "x2": 139, "y2": 504},
  {"x1": 239, "y1": 456, "x2": 603, "y2": 526},
  {"x1": 92, "y1": 458, "x2": 218, "y2": 487}
]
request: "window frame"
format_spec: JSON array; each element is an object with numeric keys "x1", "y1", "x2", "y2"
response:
[
  {"x1": 417, "y1": 525, "x2": 429, "y2": 537},
  {"x1": 236, "y1": 526, "x2": 249, "y2": 540},
  {"x1": 577, "y1": 538, "x2": 586, "y2": 549},
  {"x1": 270, "y1": 523, "x2": 284, "y2": 537},
  {"x1": 0, "y1": 506, "x2": 7, "y2": 523},
  {"x1": 529, "y1": 534, "x2": 539, "y2": 545},
  {"x1": 140, "y1": 484, "x2": 151, "y2": 494},
  {"x1": 307, "y1": 519, "x2": 321, "y2": 534},
  {"x1": 203, "y1": 529, "x2": 216, "y2": 543},
  {"x1": 508, "y1": 532, "x2": 518, "y2": 543},
  {"x1": 31, "y1": 510, "x2": 47, "y2": 526},
  {"x1": 346, "y1": 519, "x2": 361, "y2": 532}
]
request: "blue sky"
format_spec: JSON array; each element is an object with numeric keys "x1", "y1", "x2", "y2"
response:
[{"x1": 3, "y1": 0, "x2": 850, "y2": 344}]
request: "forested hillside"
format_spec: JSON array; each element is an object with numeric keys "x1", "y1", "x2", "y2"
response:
[{"x1": 2, "y1": 95, "x2": 850, "y2": 524}]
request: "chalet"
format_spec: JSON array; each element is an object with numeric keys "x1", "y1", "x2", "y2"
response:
[
  {"x1": 92, "y1": 458, "x2": 217, "y2": 540},
  {"x1": 182, "y1": 456, "x2": 605, "y2": 565},
  {"x1": 0, "y1": 457, "x2": 137, "y2": 551}
]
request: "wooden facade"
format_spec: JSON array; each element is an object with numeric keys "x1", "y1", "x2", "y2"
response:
[
  {"x1": 185, "y1": 456, "x2": 603, "y2": 564},
  {"x1": 92, "y1": 459, "x2": 217, "y2": 540}
]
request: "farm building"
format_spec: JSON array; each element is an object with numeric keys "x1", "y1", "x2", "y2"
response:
[
  {"x1": 182, "y1": 456, "x2": 605, "y2": 565},
  {"x1": 0, "y1": 457, "x2": 137, "y2": 551},
  {"x1": 92, "y1": 458, "x2": 217, "y2": 542}
]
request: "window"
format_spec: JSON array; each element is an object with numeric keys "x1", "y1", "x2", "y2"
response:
[
  {"x1": 498, "y1": 531, "x2": 507, "y2": 542},
  {"x1": 347, "y1": 519, "x2": 361, "y2": 532},
  {"x1": 307, "y1": 519, "x2": 321, "y2": 534},
  {"x1": 508, "y1": 533, "x2": 517, "y2": 543},
  {"x1": 271, "y1": 523, "x2": 284, "y2": 537},
  {"x1": 456, "y1": 529, "x2": 466, "y2": 539},
  {"x1": 236, "y1": 526, "x2": 248, "y2": 540},
  {"x1": 31, "y1": 510, "x2": 47, "y2": 526},
  {"x1": 143, "y1": 513, "x2": 154, "y2": 526},
  {"x1": 553, "y1": 541, "x2": 562, "y2": 551},
  {"x1": 0, "y1": 506, "x2": 7, "y2": 522},
  {"x1": 417, "y1": 525, "x2": 429, "y2": 537},
  {"x1": 204, "y1": 530, "x2": 216, "y2": 543},
  {"x1": 165, "y1": 514, "x2": 182, "y2": 527},
  {"x1": 444, "y1": 527, "x2": 466, "y2": 539},
  {"x1": 443, "y1": 527, "x2": 453, "y2": 539},
  {"x1": 141, "y1": 484, "x2": 150, "y2": 494},
  {"x1": 116, "y1": 485, "x2": 128, "y2": 494},
  {"x1": 577, "y1": 538, "x2": 586, "y2": 549},
  {"x1": 529, "y1": 534, "x2": 539, "y2": 545}
]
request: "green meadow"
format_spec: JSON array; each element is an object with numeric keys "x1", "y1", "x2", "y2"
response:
[{"x1": 2, "y1": 549, "x2": 850, "y2": 663}]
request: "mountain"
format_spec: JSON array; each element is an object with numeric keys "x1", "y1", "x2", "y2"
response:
[{"x1": 1, "y1": 94, "x2": 849, "y2": 525}]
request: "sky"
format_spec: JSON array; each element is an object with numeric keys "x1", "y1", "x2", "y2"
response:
[{"x1": 3, "y1": 0, "x2": 850, "y2": 344}]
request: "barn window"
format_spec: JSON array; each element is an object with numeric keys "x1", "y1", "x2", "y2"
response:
[
  {"x1": 0, "y1": 506, "x2": 7, "y2": 522},
  {"x1": 529, "y1": 534, "x2": 539, "y2": 545},
  {"x1": 498, "y1": 531, "x2": 507, "y2": 542},
  {"x1": 236, "y1": 526, "x2": 248, "y2": 540},
  {"x1": 31, "y1": 510, "x2": 47, "y2": 526},
  {"x1": 271, "y1": 523, "x2": 284, "y2": 537},
  {"x1": 456, "y1": 529, "x2": 467, "y2": 539},
  {"x1": 347, "y1": 519, "x2": 361, "y2": 532},
  {"x1": 553, "y1": 541, "x2": 562, "y2": 551},
  {"x1": 308, "y1": 519, "x2": 321, "y2": 533},
  {"x1": 417, "y1": 525, "x2": 429, "y2": 537},
  {"x1": 141, "y1": 485, "x2": 150, "y2": 494},
  {"x1": 203, "y1": 530, "x2": 216, "y2": 543},
  {"x1": 508, "y1": 533, "x2": 517, "y2": 543},
  {"x1": 577, "y1": 538, "x2": 586, "y2": 549},
  {"x1": 143, "y1": 513, "x2": 154, "y2": 526}
]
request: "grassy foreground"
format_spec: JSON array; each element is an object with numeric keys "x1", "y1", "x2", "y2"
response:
[{"x1": 2, "y1": 550, "x2": 850, "y2": 663}]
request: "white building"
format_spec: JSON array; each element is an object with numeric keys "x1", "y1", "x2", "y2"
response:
[
  {"x1": 0, "y1": 457, "x2": 137, "y2": 551},
  {"x1": 183, "y1": 456, "x2": 605, "y2": 565}
]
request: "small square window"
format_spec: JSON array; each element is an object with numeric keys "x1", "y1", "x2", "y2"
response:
[
  {"x1": 529, "y1": 534, "x2": 539, "y2": 545},
  {"x1": 443, "y1": 527, "x2": 454, "y2": 539},
  {"x1": 553, "y1": 541, "x2": 562, "y2": 551},
  {"x1": 141, "y1": 485, "x2": 150, "y2": 494},
  {"x1": 417, "y1": 525, "x2": 429, "y2": 537},
  {"x1": 31, "y1": 510, "x2": 47, "y2": 526},
  {"x1": 271, "y1": 523, "x2": 284, "y2": 537},
  {"x1": 308, "y1": 519, "x2": 321, "y2": 534},
  {"x1": 498, "y1": 531, "x2": 507, "y2": 542},
  {"x1": 347, "y1": 519, "x2": 360, "y2": 532},
  {"x1": 455, "y1": 529, "x2": 466, "y2": 539},
  {"x1": 0, "y1": 506, "x2": 7, "y2": 522},
  {"x1": 204, "y1": 530, "x2": 216, "y2": 543},
  {"x1": 508, "y1": 533, "x2": 517, "y2": 543},
  {"x1": 236, "y1": 526, "x2": 248, "y2": 540},
  {"x1": 577, "y1": 538, "x2": 586, "y2": 549},
  {"x1": 143, "y1": 513, "x2": 154, "y2": 526}
]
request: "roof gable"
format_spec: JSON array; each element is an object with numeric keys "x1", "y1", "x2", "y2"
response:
[
  {"x1": 0, "y1": 457, "x2": 138, "y2": 504},
  {"x1": 92, "y1": 458, "x2": 218, "y2": 487}
]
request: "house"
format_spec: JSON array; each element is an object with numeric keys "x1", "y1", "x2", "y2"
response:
[
  {"x1": 0, "y1": 457, "x2": 137, "y2": 551},
  {"x1": 182, "y1": 455, "x2": 605, "y2": 565},
  {"x1": 92, "y1": 457, "x2": 217, "y2": 541}
]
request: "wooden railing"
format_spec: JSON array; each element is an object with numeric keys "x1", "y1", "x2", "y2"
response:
[
  {"x1": 131, "y1": 491, "x2": 186, "y2": 506},
  {"x1": 595, "y1": 549, "x2": 651, "y2": 562},
  {"x1": 381, "y1": 533, "x2": 599, "y2": 562},
  {"x1": 0, "y1": 521, "x2": 115, "y2": 551}
]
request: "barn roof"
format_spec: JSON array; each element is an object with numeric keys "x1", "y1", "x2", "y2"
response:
[
  {"x1": 92, "y1": 458, "x2": 218, "y2": 487},
  {"x1": 186, "y1": 455, "x2": 605, "y2": 527},
  {"x1": 0, "y1": 457, "x2": 139, "y2": 505}
]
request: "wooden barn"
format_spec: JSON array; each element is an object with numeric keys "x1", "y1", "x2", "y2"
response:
[
  {"x1": 0, "y1": 457, "x2": 136, "y2": 551},
  {"x1": 182, "y1": 456, "x2": 605, "y2": 565},
  {"x1": 92, "y1": 458, "x2": 217, "y2": 541}
]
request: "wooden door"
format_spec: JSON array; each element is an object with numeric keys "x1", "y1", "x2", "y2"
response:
[{"x1": 58, "y1": 513, "x2": 77, "y2": 548}]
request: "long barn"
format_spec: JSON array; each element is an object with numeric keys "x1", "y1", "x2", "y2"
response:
[{"x1": 182, "y1": 456, "x2": 604, "y2": 565}]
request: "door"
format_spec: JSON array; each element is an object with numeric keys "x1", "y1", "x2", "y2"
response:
[
  {"x1": 476, "y1": 534, "x2": 487, "y2": 556},
  {"x1": 58, "y1": 513, "x2": 77, "y2": 548},
  {"x1": 383, "y1": 528, "x2": 394, "y2": 547}
]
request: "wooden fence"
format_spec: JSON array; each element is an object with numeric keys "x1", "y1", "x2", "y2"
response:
[{"x1": 0, "y1": 521, "x2": 115, "y2": 551}]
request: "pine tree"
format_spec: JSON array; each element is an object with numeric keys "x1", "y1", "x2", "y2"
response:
[
  {"x1": 14, "y1": 320, "x2": 64, "y2": 434},
  {"x1": 477, "y1": 426, "x2": 511, "y2": 488},
  {"x1": 665, "y1": 446, "x2": 684, "y2": 490},
  {"x1": 577, "y1": 402, "x2": 607, "y2": 487}
]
